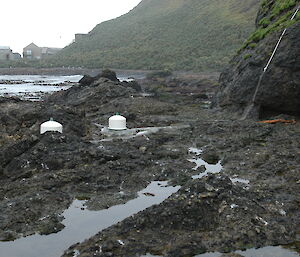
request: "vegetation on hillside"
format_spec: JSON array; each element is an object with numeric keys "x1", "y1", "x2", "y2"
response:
[
  {"x1": 240, "y1": 0, "x2": 300, "y2": 50},
  {"x1": 48, "y1": 0, "x2": 260, "y2": 71},
  {"x1": 0, "y1": 60, "x2": 31, "y2": 68}
]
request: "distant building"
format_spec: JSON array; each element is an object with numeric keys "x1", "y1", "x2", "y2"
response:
[
  {"x1": 23, "y1": 43, "x2": 62, "y2": 59},
  {"x1": 0, "y1": 46, "x2": 14, "y2": 61},
  {"x1": 23, "y1": 43, "x2": 41, "y2": 59},
  {"x1": 13, "y1": 53, "x2": 22, "y2": 60}
]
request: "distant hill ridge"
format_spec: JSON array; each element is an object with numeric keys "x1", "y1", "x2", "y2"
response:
[{"x1": 52, "y1": 0, "x2": 261, "y2": 71}]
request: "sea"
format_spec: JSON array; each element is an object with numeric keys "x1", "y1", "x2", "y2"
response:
[
  {"x1": 0, "y1": 74, "x2": 141, "y2": 101},
  {"x1": 0, "y1": 75, "x2": 82, "y2": 101}
]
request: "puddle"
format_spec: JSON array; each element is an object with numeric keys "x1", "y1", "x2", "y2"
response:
[
  {"x1": 141, "y1": 245, "x2": 299, "y2": 257},
  {"x1": 188, "y1": 147, "x2": 222, "y2": 179},
  {"x1": 141, "y1": 254, "x2": 162, "y2": 257},
  {"x1": 0, "y1": 181, "x2": 180, "y2": 257},
  {"x1": 189, "y1": 147, "x2": 203, "y2": 156},
  {"x1": 194, "y1": 245, "x2": 300, "y2": 257},
  {"x1": 230, "y1": 177, "x2": 250, "y2": 185},
  {"x1": 188, "y1": 148, "x2": 250, "y2": 188},
  {"x1": 129, "y1": 93, "x2": 155, "y2": 98},
  {"x1": 139, "y1": 93, "x2": 154, "y2": 97}
]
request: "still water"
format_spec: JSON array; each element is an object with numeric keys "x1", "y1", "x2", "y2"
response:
[
  {"x1": 142, "y1": 245, "x2": 299, "y2": 257},
  {"x1": 0, "y1": 181, "x2": 180, "y2": 257},
  {"x1": 193, "y1": 246, "x2": 300, "y2": 257}
]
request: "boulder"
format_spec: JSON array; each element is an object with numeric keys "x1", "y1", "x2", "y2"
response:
[
  {"x1": 79, "y1": 69, "x2": 119, "y2": 87},
  {"x1": 79, "y1": 74, "x2": 95, "y2": 86},
  {"x1": 99, "y1": 69, "x2": 119, "y2": 82},
  {"x1": 121, "y1": 80, "x2": 142, "y2": 92},
  {"x1": 213, "y1": 2, "x2": 300, "y2": 118}
]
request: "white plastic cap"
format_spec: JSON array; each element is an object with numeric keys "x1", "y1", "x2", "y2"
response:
[
  {"x1": 108, "y1": 114, "x2": 126, "y2": 130},
  {"x1": 40, "y1": 119, "x2": 63, "y2": 134}
]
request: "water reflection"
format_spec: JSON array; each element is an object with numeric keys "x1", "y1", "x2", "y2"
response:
[
  {"x1": 188, "y1": 147, "x2": 222, "y2": 179},
  {"x1": 194, "y1": 245, "x2": 300, "y2": 257},
  {"x1": 142, "y1": 245, "x2": 299, "y2": 257},
  {"x1": 0, "y1": 181, "x2": 180, "y2": 257}
]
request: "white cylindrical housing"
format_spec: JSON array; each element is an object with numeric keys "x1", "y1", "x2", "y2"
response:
[
  {"x1": 109, "y1": 114, "x2": 126, "y2": 130},
  {"x1": 40, "y1": 119, "x2": 63, "y2": 134}
]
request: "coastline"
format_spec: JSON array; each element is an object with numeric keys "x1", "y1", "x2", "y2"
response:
[
  {"x1": 0, "y1": 67, "x2": 220, "y2": 81},
  {"x1": 0, "y1": 67, "x2": 150, "y2": 77}
]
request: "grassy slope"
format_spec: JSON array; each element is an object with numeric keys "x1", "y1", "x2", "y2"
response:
[
  {"x1": 240, "y1": 0, "x2": 300, "y2": 50},
  {"x1": 52, "y1": 0, "x2": 261, "y2": 71}
]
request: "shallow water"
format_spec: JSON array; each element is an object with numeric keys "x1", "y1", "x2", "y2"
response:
[
  {"x1": 188, "y1": 147, "x2": 250, "y2": 189},
  {"x1": 141, "y1": 254, "x2": 162, "y2": 257},
  {"x1": 0, "y1": 75, "x2": 82, "y2": 100},
  {"x1": 230, "y1": 177, "x2": 250, "y2": 185},
  {"x1": 194, "y1": 245, "x2": 300, "y2": 257},
  {"x1": 0, "y1": 181, "x2": 180, "y2": 257},
  {"x1": 0, "y1": 83, "x2": 70, "y2": 93},
  {"x1": 188, "y1": 147, "x2": 222, "y2": 179},
  {"x1": 142, "y1": 245, "x2": 299, "y2": 257},
  {"x1": 0, "y1": 75, "x2": 83, "y2": 84}
]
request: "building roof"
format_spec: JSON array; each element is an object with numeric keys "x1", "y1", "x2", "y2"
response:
[{"x1": 24, "y1": 43, "x2": 39, "y2": 49}]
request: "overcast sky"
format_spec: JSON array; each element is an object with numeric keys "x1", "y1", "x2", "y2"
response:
[{"x1": 0, "y1": 0, "x2": 142, "y2": 54}]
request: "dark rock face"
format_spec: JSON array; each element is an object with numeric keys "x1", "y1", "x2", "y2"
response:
[
  {"x1": 122, "y1": 80, "x2": 142, "y2": 92},
  {"x1": 47, "y1": 78, "x2": 135, "y2": 111},
  {"x1": 78, "y1": 74, "x2": 95, "y2": 86},
  {"x1": 214, "y1": 5, "x2": 300, "y2": 118},
  {"x1": 79, "y1": 69, "x2": 119, "y2": 87},
  {"x1": 99, "y1": 69, "x2": 119, "y2": 82}
]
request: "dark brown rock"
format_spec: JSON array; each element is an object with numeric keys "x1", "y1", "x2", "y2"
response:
[{"x1": 213, "y1": 3, "x2": 300, "y2": 119}]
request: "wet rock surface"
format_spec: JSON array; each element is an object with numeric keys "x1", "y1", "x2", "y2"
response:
[
  {"x1": 61, "y1": 117, "x2": 300, "y2": 257},
  {"x1": 0, "y1": 72, "x2": 299, "y2": 256},
  {"x1": 63, "y1": 176, "x2": 296, "y2": 257}
]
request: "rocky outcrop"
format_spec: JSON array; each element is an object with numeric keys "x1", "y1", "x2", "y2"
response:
[
  {"x1": 46, "y1": 78, "x2": 136, "y2": 117},
  {"x1": 214, "y1": 1, "x2": 300, "y2": 118},
  {"x1": 0, "y1": 72, "x2": 193, "y2": 241},
  {"x1": 78, "y1": 69, "x2": 119, "y2": 86}
]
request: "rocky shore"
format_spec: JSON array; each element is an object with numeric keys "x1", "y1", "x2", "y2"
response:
[{"x1": 0, "y1": 70, "x2": 299, "y2": 257}]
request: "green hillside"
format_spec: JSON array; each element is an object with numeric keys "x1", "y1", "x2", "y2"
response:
[{"x1": 51, "y1": 0, "x2": 261, "y2": 71}]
